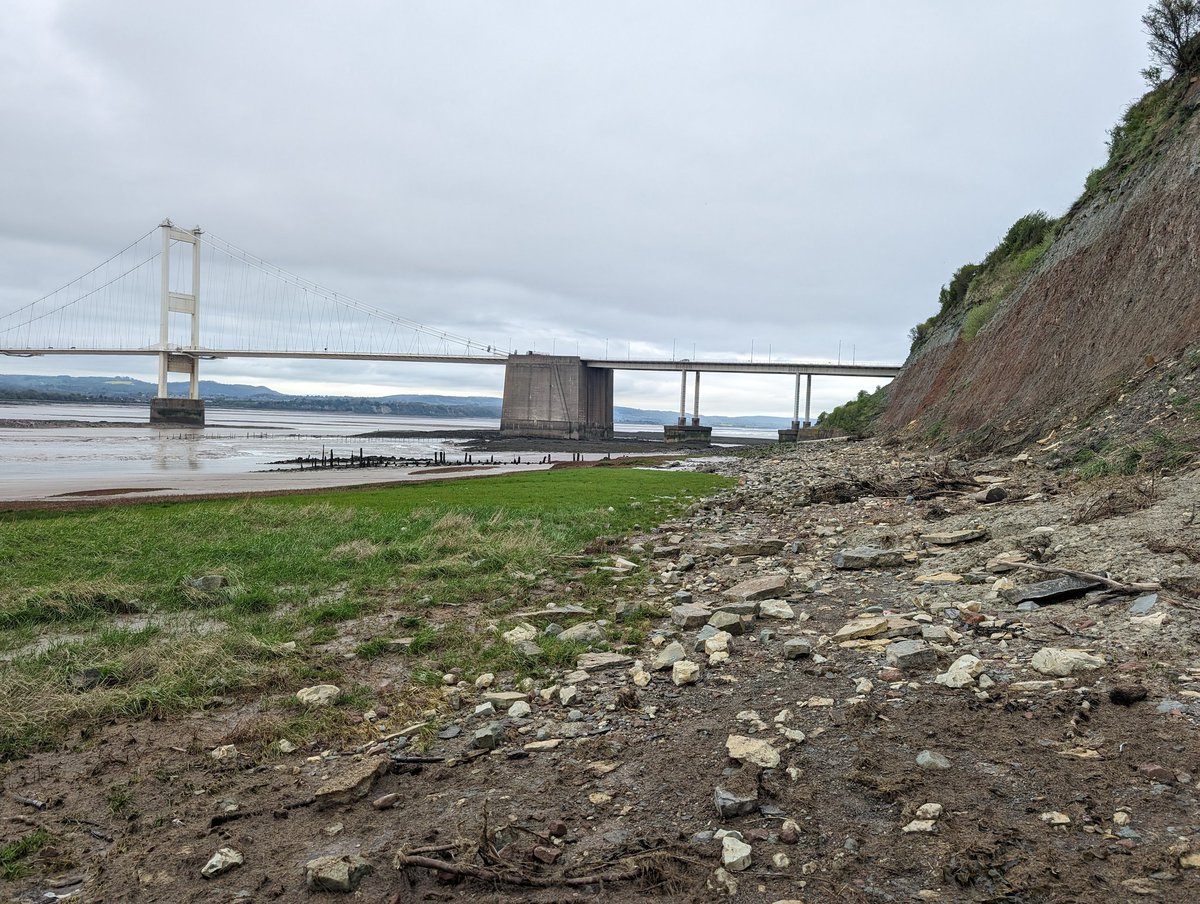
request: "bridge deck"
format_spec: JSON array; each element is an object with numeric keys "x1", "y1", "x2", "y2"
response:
[{"x1": 1, "y1": 348, "x2": 901, "y2": 378}]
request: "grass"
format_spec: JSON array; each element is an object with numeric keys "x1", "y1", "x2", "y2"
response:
[
  {"x1": 0, "y1": 830, "x2": 49, "y2": 881},
  {"x1": 0, "y1": 467, "x2": 729, "y2": 758}
]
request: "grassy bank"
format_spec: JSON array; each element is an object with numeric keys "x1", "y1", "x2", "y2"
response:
[{"x1": 0, "y1": 467, "x2": 729, "y2": 758}]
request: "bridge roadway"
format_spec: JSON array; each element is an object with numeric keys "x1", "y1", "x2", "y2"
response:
[{"x1": 0, "y1": 347, "x2": 902, "y2": 437}]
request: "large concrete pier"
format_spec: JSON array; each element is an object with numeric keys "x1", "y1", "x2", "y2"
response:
[{"x1": 499, "y1": 354, "x2": 614, "y2": 440}]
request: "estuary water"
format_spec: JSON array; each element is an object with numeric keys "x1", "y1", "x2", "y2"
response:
[{"x1": 0, "y1": 402, "x2": 776, "y2": 502}]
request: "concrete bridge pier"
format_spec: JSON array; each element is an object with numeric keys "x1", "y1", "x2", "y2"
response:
[
  {"x1": 778, "y1": 373, "x2": 813, "y2": 442},
  {"x1": 664, "y1": 369, "x2": 711, "y2": 444},
  {"x1": 499, "y1": 354, "x2": 613, "y2": 439}
]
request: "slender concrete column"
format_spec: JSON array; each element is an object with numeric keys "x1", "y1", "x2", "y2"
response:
[
  {"x1": 791, "y1": 373, "x2": 801, "y2": 430},
  {"x1": 691, "y1": 371, "x2": 701, "y2": 426},
  {"x1": 804, "y1": 374, "x2": 813, "y2": 427},
  {"x1": 678, "y1": 371, "x2": 687, "y2": 426}
]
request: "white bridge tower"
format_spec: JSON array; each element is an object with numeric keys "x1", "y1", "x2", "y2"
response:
[{"x1": 150, "y1": 219, "x2": 206, "y2": 426}]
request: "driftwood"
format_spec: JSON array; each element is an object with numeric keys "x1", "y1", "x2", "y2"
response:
[
  {"x1": 1014, "y1": 562, "x2": 1161, "y2": 594},
  {"x1": 393, "y1": 852, "x2": 645, "y2": 887}
]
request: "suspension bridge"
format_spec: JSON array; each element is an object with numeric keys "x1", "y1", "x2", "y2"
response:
[{"x1": 0, "y1": 220, "x2": 901, "y2": 440}]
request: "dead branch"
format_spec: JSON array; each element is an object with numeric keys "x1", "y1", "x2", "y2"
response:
[
  {"x1": 393, "y1": 852, "x2": 643, "y2": 887},
  {"x1": 1014, "y1": 562, "x2": 1161, "y2": 594}
]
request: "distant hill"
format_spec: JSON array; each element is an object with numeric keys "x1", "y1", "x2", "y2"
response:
[{"x1": 0, "y1": 374, "x2": 793, "y2": 428}]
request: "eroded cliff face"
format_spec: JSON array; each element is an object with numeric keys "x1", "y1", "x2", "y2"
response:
[{"x1": 882, "y1": 77, "x2": 1200, "y2": 447}]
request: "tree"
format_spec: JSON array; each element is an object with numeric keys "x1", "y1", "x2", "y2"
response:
[{"x1": 1142, "y1": 0, "x2": 1200, "y2": 75}]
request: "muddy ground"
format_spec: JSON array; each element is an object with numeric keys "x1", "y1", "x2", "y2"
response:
[{"x1": 3, "y1": 437, "x2": 1199, "y2": 903}]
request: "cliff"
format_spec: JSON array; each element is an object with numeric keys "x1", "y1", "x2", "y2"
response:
[{"x1": 882, "y1": 75, "x2": 1200, "y2": 449}]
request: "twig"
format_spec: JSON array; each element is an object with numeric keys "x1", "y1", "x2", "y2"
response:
[
  {"x1": 10, "y1": 793, "x2": 47, "y2": 810},
  {"x1": 393, "y1": 852, "x2": 643, "y2": 887},
  {"x1": 1014, "y1": 562, "x2": 1160, "y2": 594}
]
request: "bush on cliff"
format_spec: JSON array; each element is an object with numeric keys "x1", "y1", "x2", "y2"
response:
[{"x1": 817, "y1": 386, "x2": 886, "y2": 435}]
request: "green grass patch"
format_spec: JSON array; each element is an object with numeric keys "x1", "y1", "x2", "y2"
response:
[
  {"x1": 0, "y1": 829, "x2": 49, "y2": 881},
  {"x1": 0, "y1": 468, "x2": 729, "y2": 758}
]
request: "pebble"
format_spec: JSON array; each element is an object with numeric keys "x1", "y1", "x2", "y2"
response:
[
  {"x1": 916, "y1": 750, "x2": 951, "y2": 770},
  {"x1": 201, "y1": 847, "x2": 243, "y2": 879},
  {"x1": 305, "y1": 854, "x2": 372, "y2": 893},
  {"x1": 296, "y1": 684, "x2": 340, "y2": 706},
  {"x1": 721, "y1": 836, "x2": 753, "y2": 871}
]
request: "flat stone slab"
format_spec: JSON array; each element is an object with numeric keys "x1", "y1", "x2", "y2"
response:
[
  {"x1": 1001, "y1": 575, "x2": 1105, "y2": 606},
  {"x1": 576, "y1": 651, "x2": 633, "y2": 672},
  {"x1": 315, "y1": 757, "x2": 388, "y2": 805},
  {"x1": 671, "y1": 604, "x2": 711, "y2": 628},
  {"x1": 831, "y1": 547, "x2": 905, "y2": 570},
  {"x1": 723, "y1": 575, "x2": 788, "y2": 600},
  {"x1": 834, "y1": 617, "x2": 889, "y2": 641},
  {"x1": 886, "y1": 640, "x2": 938, "y2": 671}
]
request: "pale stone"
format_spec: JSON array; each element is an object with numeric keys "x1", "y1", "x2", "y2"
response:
[
  {"x1": 502, "y1": 623, "x2": 538, "y2": 644},
  {"x1": 704, "y1": 631, "x2": 733, "y2": 655},
  {"x1": 902, "y1": 819, "x2": 937, "y2": 833},
  {"x1": 296, "y1": 684, "x2": 340, "y2": 706},
  {"x1": 210, "y1": 744, "x2": 238, "y2": 762},
  {"x1": 652, "y1": 641, "x2": 686, "y2": 671},
  {"x1": 916, "y1": 803, "x2": 943, "y2": 820},
  {"x1": 507, "y1": 700, "x2": 531, "y2": 718},
  {"x1": 758, "y1": 599, "x2": 795, "y2": 619},
  {"x1": 672, "y1": 660, "x2": 701, "y2": 686},
  {"x1": 1030, "y1": 647, "x2": 1105, "y2": 677},
  {"x1": 721, "y1": 836, "x2": 753, "y2": 871},
  {"x1": 724, "y1": 575, "x2": 788, "y2": 600},
  {"x1": 474, "y1": 672, "x2": 495, "y2": 689},
  {"x1": 201, "y1": 847, "x2": 244, "y2": 879},
  {"x1": 1040, "y1": 811, "x2": 1071, "y2": 826},
  {"x1": 726, "y1": 734, "x2": 780, "y2": 768},
  {"x1": 833, "y1": 617, "x2": 888, "y2": 641}
]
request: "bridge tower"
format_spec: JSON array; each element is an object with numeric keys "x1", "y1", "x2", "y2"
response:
[{"x1": 150, "y1": 220, "x2": 206, "y2": 426}]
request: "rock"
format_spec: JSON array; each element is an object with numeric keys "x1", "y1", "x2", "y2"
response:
[
  {"x1": 559, "y1": 621, "x2": 604, "y2": 643},
  {"x1": 716, "y1": 601, "x2": 759, "y2": 617},
  {"x1": 833, "y1": 617, "x2": 888, "y2": 641},
  {"x1": 277, "y1": 739, "x2": 297, "y2": 754},
  {"x1": 472, "y1": 722, "x2": 505, "y2": 750},
  {"x1": 508, "y1": 700, "x2": 532, "y2": 718},
  {"x1": 671, "y1": 605, "x2": 711, "y2": 628},
  {"x1": 502, "y1": 623, "x2": 538, "y2": 644},
  {"x1": 724, "y1": 575, "x2": 789, "y2": 600},
  {"x1": 916, "y1": 750, "x2": 951, "y2": 770},
  {"x1": 704, "y1": 631, "x2": 733, "y2": 655},
  {"x1": 1030, "y1": 647, "x2": 1105, "y2": 677},
  {"x1": 576, "y1": 651, "x2": 632, "y2": 671},
  {"x1": 721, "y1": 836, "x2": 753, "y2": 871},
  {"x1": 902, "y1": 819, "x2": 937, "y2": 833},
  {"x1": 708, "y1": 611, "x2": 746, "y2": 635},
  {"x1": 187, "y1": 575, "x2": 227, "y2": 591},
  {"x1": 1039, "y1": 811, "x2": 1071, "y2": 826},
  {"x1": 474, "y1": 672, "x2": 495, "y2": 689},
  {"x1": 305, "y1": 854, "x2": 372, "y2": 893},
  {"x1": 726, "y1": 735, "x2": 780, "y2": 769},
  {"x1": 922, "y1": 528, "x2": 989, "y2": 545},
  {"x1": 1002, "y1": 575, "x2": 1105, "y2": 606},
  {"x1": 913, "y1": 572, "x2": 964, "y2": 585},
  {"x1": 672, "y1": 660, "x2": 701, "y2": 686},
  {"x1": 482, "y1": 691, "x2": 527, "y2": 706},
  {"x1": 783, "y1": 638, "x2": 813, "y2": 660},
  {"x1": 296, "y1": 684, "x2": 340, "y2": 706},
  {"x1": 972, "y1": 486, "x2": 1008, "y2": 504},
  {"x1": 315, "y1": 757, "x2": 388, "y2": 805},
  {"x1": 1129, "y1": 593, "x2": 1158, "y2": 615},
  {"x1": 714, "y1": 768, "x2": 760, "y2": 819},
  {"x1": 886, "y1": 640, "x2": 937, "y2": 671},
  {"x1": 652, "y1": 641, "x2": 686, "y2": 671},
  {"x1": 934, "y1": 653, "x2": 985, "y2": 688},
  {"x1": 831, "y1": 547, "x2": 904, "y2": 569},
  {"x1": 372, "y1": 793, "x2": 399, "y2": 810},
  {"x1": 1138, "y1": 763, "x2": 1176, "y2": 784},
  {"x1": 201, "y1": 847, "x2": 243, "y2": 879},
  {"x1": 559, "y1": 685, "x2": 580, "y2": 705},
  {"x1": 474, "y1": 701, "x2": 496, "y2": 719},
  {"x1": 1180, "y1": 851, "x2": 1200, "y2": 869},
  {"x1": 210, "y1": 744, "x2": 238, "y2": 762},
  {"x1": 694, "y1": 624, "x2": 720, "y2": 650},
  {"x1": 758, "y1": 599, "x2": 795, "y2": 619},
  {"x1": 916, "y1": 803, "x2": 943, "y2": 820}
]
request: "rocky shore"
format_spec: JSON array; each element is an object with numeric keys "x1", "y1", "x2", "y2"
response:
[{"x1": 4, "y1": 437, "x2": 1199, "y2": 902}]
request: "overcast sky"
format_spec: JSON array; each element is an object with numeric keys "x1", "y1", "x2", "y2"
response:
[{"x1": 0, "y1": 1, "x2": 1151, "y2": 417}]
